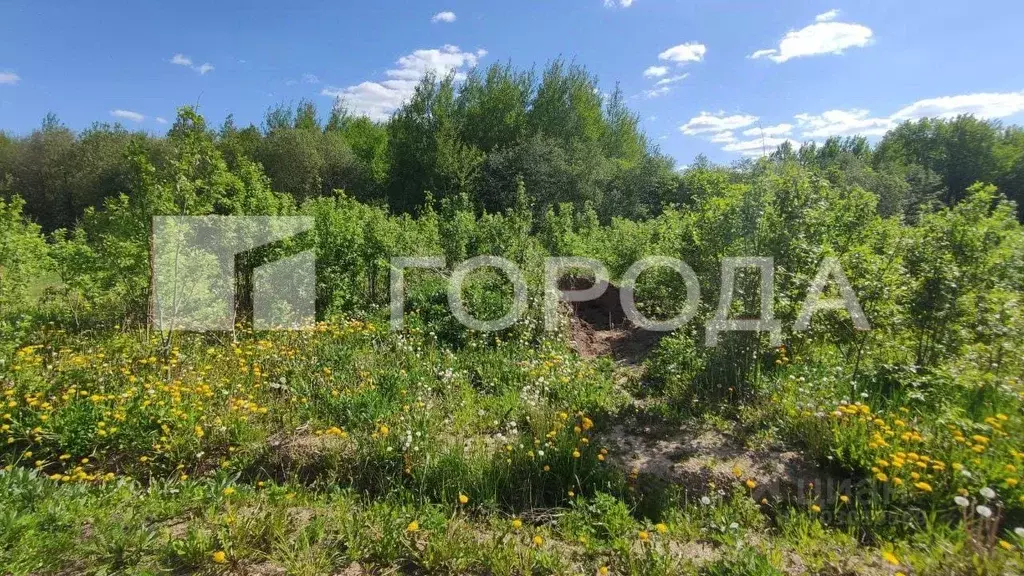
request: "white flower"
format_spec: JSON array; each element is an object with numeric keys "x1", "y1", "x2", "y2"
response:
[
  {"x1": 700, "y1": 496, "x2": 711, "y2": 506},
  {"x1": 954, "y1": 496, "x2": 970, "y2": 507},
  {"x1": 980, "y1": 487, "x2": 996, "y2": 499},
  {"x1": 1015, "y1": 527, "x2": 1024, "y2": 538},
  {"x1": 976, "y1": 505, "x2": 993, "y2": 518}
]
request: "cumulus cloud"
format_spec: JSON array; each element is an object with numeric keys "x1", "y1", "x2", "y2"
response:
[
  {"x1": 171, "y1": 53, "x2": 214, "y2": 74},
  {"x1": 816, "y1": 9, "x2": 840, "y2": 22},
  {"x1": 749, "y1": 12, "x2": 872, "y2": 63},
  {"x1": 793, "y1": 91, "x2": 1024, "y2": 139},
  {"x1": 654, "y1": 74, "x2": 688, "y2": 86},
  {"x1": 321, "y1": 45, "x2": 486, "y2": 121},
  {"x1": 794, "y1": 109, "x2": 893, "y2": 138},
  {"x1": 110, "y1": 109, "x2": 145, "y2": 123},
  {"x1": 431, "y1": 11, "x2": 456, "y2": 23},
  {"x1": 742, "y1": 123, "x2": 793, "y2": 137},
  {"x1": 680, "y1": 111, "x2": 759, "y2": 135},
  {"x1": 722, "y1": 136, "x2": 799, "y2": 156},
  {"x1": 0, "y1": 71, "x2": 19, "y2": 85},
  {"x1": 658, "y1": 43, "x2": 706, "y2": 63},
  {"x1": 890, "y1": 91, "x2": 1024, "y2": 121},
  {"x1": 710, "y1": 131, "x2": 736, "y2": 143},
  {"x1": 643, "y1": 65, "x2": 668, "y2": 78},
  {"x1": 641, "y1": 86, "x2": 671, "y2": 99}
]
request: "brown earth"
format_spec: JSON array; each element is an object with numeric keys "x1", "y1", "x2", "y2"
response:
[{"x1": 563, "y1": 279, "x2": 663, "y2": 365}]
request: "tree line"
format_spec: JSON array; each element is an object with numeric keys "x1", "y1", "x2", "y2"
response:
[{"x1": 3, "y1": 60, "x2": 1021, "y2": 237}]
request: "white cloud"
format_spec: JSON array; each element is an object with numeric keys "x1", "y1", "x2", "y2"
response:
[
  {"x1": 171, "y1": 53, "x2": 214, "y2": 74},
  {"x1": 155, "y1": 117, "x2": 168, "y2": 124},
  {"x1": 791, "y1": 91, "x2": 1024, "y2": 140},
  {"x1": 0, "y1": 71, "x2": 19, "y2": 85},
  {"x1": 170, "y1": 54, "x2": 193, "y2": 67},
  {"x1": 641, "y1": 86, "x2": 671, "y2": 99},
  {"x1": 643, "y1": 65, "x2": 668, "y2": 78},
  {"x1": 604, "y1": 0, "x2": 634, "y2": 7},
  {"x1": 741, "y1": 123, "x2": 793, "y2": 137},
  {"x1": 302, "y1": 73, "x2": 320, "y2": 84},
  {"x1": 658, "y1": 43, "x2": 706, "y2": 63},
  {"x1": 722, "y1": 136, "x2": 799, "y2": 156},
  {"x1": 321, "y1": 45, "x2": 485, "y2": 121},
  {"x1": 890, "y1": 91, "x2": 1024, "y2": 121},
  {"x1": 431, "y1": 11, "x2": 456, "y2": 23},
  {"x1": 655, "y1": 73, "x2": 688, "y2": 86},
  {"x1": 680, "y1": 111, "x2": 758, "y2": 135},
  {"x1": 816, "y1": 9, "x2": 840, "y2": 22},
  {"x1": 110, "y1": 109, "x2": 145, "y2": 123},
  {"x1": 794, "y1": 109, "x2": 893, "y2": 138},
  {"x1": 749, "y1": 14, "x2": 872, "y2": 63},
  {"x1": 710, "y1": 131, "x2": 736, "y2": 143}
]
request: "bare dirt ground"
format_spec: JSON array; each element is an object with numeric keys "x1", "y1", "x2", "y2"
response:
[{"x1": 564, "y1": 281, "x2": 663, "y2": 365}]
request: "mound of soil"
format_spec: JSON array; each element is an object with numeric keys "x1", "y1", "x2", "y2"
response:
[{"x1": 561, "y1": 277, "x2": 662, "y2": 365}]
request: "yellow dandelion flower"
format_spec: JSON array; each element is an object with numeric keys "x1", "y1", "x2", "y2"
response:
[
  {"x1": 638, "y1": 530, "x2": 650, "y2": 541},
  {"x1": 211, "y1": 551, "x2": 227, "y2": 564},
  {"x1": 406, "y1": 520, "x2": 419, "y2": 532}
]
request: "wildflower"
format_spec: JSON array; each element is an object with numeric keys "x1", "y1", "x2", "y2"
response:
[
  {"x1": 223, "y1": 487, "x2": 236, "y2": 496},
  {"x1": 211, "y1": 551, "x2": 227, "y2": 564},
  {"x1": 543, "y1": 465, "x2": 550, "y2": 472},
  {"x1": 599, "y1": 567, "x2": 609, "y2": 576},
  {"x1": 459, "y1": 493, "x2": 469, "y2": 504},
  {"x1": 637, "y1": 530, "x2": 649, "y2": 541},
  {"x1": 1000, "y1": 540, "x2": 1013, "y2": 551},
  {"x1": 976, "y1": 505, "x2": 993, "y2": 519},
  {"x1": 655, "y1": 523, "x2": 667, "y2": 534},
  {"x1": 882, "y1": 551, "x2": 900, "y2": 566},
  {"x1": 700, "y1": 496, "x2": 711, "y2": 506},
  {"x1": 379, "y1": 424, "x2": 390, "y2": 436},
  {"x1": 1014, "y1": 527, "x2": 1024, "y2": 538},
  {"x1": 914, "y1": 482, "x2": 933, "y2": 492},
  {"x1": 572, "y1": 450, "x2": 581, "y2": 459},
  {"x1": 810, "y1": 504, "x2": 821, "y2": 513},
  {"x1": 954, "y1": 496, "x2": 970, "y2": 507},
  {"x1": 532, "y1": 535, "x2": 544, "y2": 547},
  {"x1": 745, "y1": 479, "x2": 757, "y2": 489},
  {"x1": 875, "y1": 472, "x2": 889, "y2": 483},
  {"x1": 840, "y1": 495, "x2": 850, "y2": 504},
  {"x1": 981, "y1": 487, "x2": 996, "y2": 499},
  {"x1": 511, "y1": 518, "x2": 522, "y2": 530},
  {"x1": 406, "y1": 520, "x2": 419, "y2": 532}
]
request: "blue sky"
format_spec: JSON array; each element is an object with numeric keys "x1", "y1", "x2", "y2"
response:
[{"x1": 2, "y1": 0, "x2": 1024, "y2": 165}]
